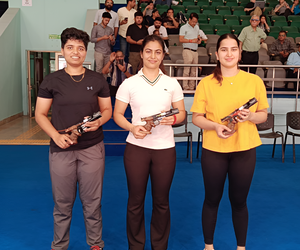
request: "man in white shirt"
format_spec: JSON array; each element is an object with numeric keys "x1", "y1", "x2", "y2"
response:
[
  {"x1": 148, "y1": 17, "x2": 169, "y2": 47},
  {"x1": 179, "y1": 13, "x2": 208, "y2": 90},
  {"x1": 117, "y1": 0, "x2": 137, "y2": 60},
  {"x1": 94, "y1": 0, "x2": 119, "y2": 39}
]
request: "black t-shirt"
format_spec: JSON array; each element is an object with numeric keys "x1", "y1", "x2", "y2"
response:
[
  {"x1": 126, "y1": 23, "x2": 149, "y2": 52},
  {"x1": 245, "y1": 2, "x2": 254, "y2": 15},
  {"x1": 38, "y1": 68, "x2": 110, "y2": 153}
]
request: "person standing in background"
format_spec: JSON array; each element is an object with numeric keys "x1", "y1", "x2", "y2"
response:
[
  {"x1": 91, "y1": 12, "x2": 115, "y2": 78},
  {"x1": 117, "y1": 0, "x2": 137, "y2": 61},
  {"x1": 126, "y1": 11, "x2": 149, "y2": 74},
  {"x1": 179, "y1": 12, "x2": 207, "y2": 90},
  {"x1": 93, "y1": 0, "x2": 119, "y2": 39}
]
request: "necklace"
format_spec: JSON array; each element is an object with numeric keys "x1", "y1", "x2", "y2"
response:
[
  {"x1": 223, "y1": 70, "x2": 239, "y2": 85},
  {"x1": 65, "y1": 68, "x2": 85, "y2": 82}
]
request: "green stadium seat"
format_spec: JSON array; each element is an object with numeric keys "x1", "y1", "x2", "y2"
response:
[
  {"x1": 282, "y1": 26, "x2": 299, "y2": 34},
  {"x1": 231, "y1": 24, "x2": 245, "y2": 34},
  {"x1": 266, "y1": 0, "x2": 279, "y2": 8},
  {"x1": 232, "y1": 10, "x2": 246, "y2": 16},
  {"x1": 210, "y1": 0, "x2": 224, "y2": 7},
  {"x1": 186, "y1": 5, "x2": 200, "y2": 11},
  {"x1": 239, "y1": 14, "x2": 250, "y2": 21},
  {"x1": 231, "y1": 6, "x2": 245, "y2": 11},
  {"x1": 271, "y1": 16, "x2": 286, "y2": 23},
  {"x1": 269, "y1": 26, "x2": 281, "y2": 33},
  {"x1": 214, "y1": 24, "x2": 231, "y2": 33},
  {"x1": 288, "y1": 15, "x2": 300, "y2": 23},
  {"x1": 223, "y1": 14, "x2": 239, "y2": 21},
  {"x1": 225, "y1": 1, "x2": 239, "y2": 7},
  {"x1": 186, "y1": 9, "x2": 201, "y2": 16},
  {"x1": 218, "y1": 9, "x2": 232, "y2": 15},
  {"x1": 241, "y1": 19, "x2": 251, "y2": 25},
  {"x1": 268, "y1": 32, "x2": 280, "y2": 38},
  {"x1": 238, "y1": 0, "x2": 249, "y2": 7},
  {"x1": 286, "y1": 33, "x2": 300, "y2": 40},
  {"x1": 209, "y1": 19, "x2": 224, "y2": 25},
  {"x1": 290, "y1": 21, "x2": 300, "y2": 29},
  {"x1": 199, "y1": 23, "x2": 215, "y2": 34},
  {"x1": 225, "y1": 19, "x2": 240, "y2": 25},
  {"x1": 216, "y1": 6, "x2": 230, "y2": 11},
  {"x1": 263, "y1": 7, "x2": 274, "y2": 15},
  {"x1": 198, "y1": 13, "x2": 208, "y2": 22},
  {"x1": 182, "y1": 1, "x2": 196, "y2": 8},
  {"x1": 202, "y1": 9, "x2": 216, "y2": 14},
  {"x1": 201, "y1": 5, "x2": 215, "y2": 11},
  {"x1": 273, "y1": 21, "x2": 287, "y2": 27},
  {"x1": 208, "y1": 13, "x2": 223, "y2": 20},
  {"x1": 197, "y1": 0, "x2": 210, "y2": 7}
]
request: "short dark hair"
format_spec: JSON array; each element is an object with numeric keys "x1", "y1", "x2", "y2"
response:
[
  {"x1": 167, "y1": 8, "x2": 174, "y2": 13},
  {"x1": 61, "y1": 27, "x2": 90, "y2": 50},
  {"x1": 152, "y1": 8, "x2": 158, "y2": 15},
  {"x1": 154, "y1": 17, "x2": 163, "y2": 23},
  {"x1": 279, "y1": 30, "x2": 287, "y2": 36},
  {"x1": 189, "y1": 12, "x2": 199, "y2": 20},
  {"x1": 134, "y1": 11, "x2": 143, "y2": 17},
  {"x1": 127, "y1": 0, "x2": 134, "y2": 4}
]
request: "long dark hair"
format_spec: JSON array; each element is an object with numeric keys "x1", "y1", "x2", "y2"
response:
[
  {"x1": 212, "y1": 33, "x2": 240, "y2": 84},
  {"x1": 138, "y1": 35, "x2": 167, "y2": 74}
]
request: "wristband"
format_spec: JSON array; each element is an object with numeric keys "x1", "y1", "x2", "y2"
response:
[{"x1": 172, "y1": 115, "x2": 177, "y2": 125}]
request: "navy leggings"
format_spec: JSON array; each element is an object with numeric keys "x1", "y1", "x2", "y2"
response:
[{"x1": 201, "y1": 148, "x2": 256, "y2": 247}]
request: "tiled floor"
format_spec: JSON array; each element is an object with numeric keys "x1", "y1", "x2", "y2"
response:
[{"x1": 0, "y1": 116, "x2": 50, "y2": 145}]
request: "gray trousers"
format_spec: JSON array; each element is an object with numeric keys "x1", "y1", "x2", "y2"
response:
[
  {"x1": 49, "y1": 141, "x2": 105, "y2": 250},
  {"x1": 95, "y1": 50, "x2": 110, "y2": 79}
]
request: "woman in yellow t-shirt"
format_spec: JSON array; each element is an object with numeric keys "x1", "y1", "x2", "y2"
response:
[{"x1": 191, "y1": 33, "x2": 269, "y2": 250}]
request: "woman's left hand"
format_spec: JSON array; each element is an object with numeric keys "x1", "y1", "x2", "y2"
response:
[
  {"x1": 83, "y1": 119, "x2": 102, "y2": 132},
  {"x1": 236, "y1": 109, "x2": 252, "y2": 122},
  {"x1": 160, "y1": 115, "x2": 176, "y2": 126}
]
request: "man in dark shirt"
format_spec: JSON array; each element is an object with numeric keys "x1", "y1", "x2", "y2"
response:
[
  {"x1": 126, "y1": 11, "x2": 149, "y2": 74},
  {"x1": 244, "y1": 0, "x2": 264, "y2": 15},
  {"x1": 163, "y1": 8, "x2": 179, "y2": 34},
  {"x1": 144, "y1": 8, "x2": 160, "y2": 28},
  {"x1": 268, "y1": 31, "x2": 295, "y2": 63}
]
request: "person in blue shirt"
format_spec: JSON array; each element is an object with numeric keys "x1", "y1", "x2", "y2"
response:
[
  {"x1": 286, "y1": 45, "x2": 300, "y2": 90},
  {"x1": 290, "y1": 0, "x2": 300, "y2": 15}
]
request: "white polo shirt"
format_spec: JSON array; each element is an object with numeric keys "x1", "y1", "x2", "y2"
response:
[
  {"x1": 116, "y1": 69, "x2": 184, "y2": 149},
  {"x1": 148, "y1": 25, "x2": 168, "y2": 38},
  {"x1": 117, "y1": 7, "x2": 136, "y2": 38},
  {"x1": 94, "y1": 9, "x2": 119, "y2": 30}
]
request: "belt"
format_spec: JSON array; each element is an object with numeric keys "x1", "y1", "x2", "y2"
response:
[
  {"x1": 243, "y1": 51, "x2": 258, "y2": 53},
  {"x1": 184, "y1": 48, "x2": 197, "y2": 52}
]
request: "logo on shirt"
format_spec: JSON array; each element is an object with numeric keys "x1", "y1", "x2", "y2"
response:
[
  {"x1": 87, "y1": 86, "x2": 93, "y2": 90},
  {"x1": 164, "y1": 89, "x2": 168, "y2": 91}
]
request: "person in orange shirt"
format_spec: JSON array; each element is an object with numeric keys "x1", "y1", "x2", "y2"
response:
[{"x1": 191, "y1": 33, "x2": 269, "y2": 250}]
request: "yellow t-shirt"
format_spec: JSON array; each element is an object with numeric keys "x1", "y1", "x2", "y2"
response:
[{"x1": 190, "y1": 70, "x2": 269, "y2": 153}]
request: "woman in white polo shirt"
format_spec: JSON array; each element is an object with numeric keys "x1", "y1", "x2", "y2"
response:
[{"x1": 113, "y1": 34, "x2": 185, "y2": 250}]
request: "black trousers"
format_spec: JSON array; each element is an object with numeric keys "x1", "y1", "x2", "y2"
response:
[
  {"x1": 124, "y1": 143, "x2": 176, "y2": 250},
  {"x1": 201, "y1": 148, "x2": 256, "y2": 247},
  {"x1": 241, "y1": 51, "x2": 259, "y2": 74}
]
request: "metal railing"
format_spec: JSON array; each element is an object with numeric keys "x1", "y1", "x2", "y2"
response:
[{"x1": 165, "y1": 63, "x2": 300, "y2": 111}]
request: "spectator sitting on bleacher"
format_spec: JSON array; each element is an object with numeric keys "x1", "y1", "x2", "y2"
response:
[
  {"x1": 153, "y1": 29, "x2": 170, "y2": 55},
  {"x1": 258, "y1": 15, "x2": 270, "y2": 50},
  {"x1": 290, "y1": 0, "x2": 300, "y2": 15},
  {"x1": 286, "y1": 44, "x2": 300, "y2": 90},
  {"x1": 148, "y1": 17, "x2": 169, "y2": 47},
  {"x1": 142, "y1": 1, "x2": 154, "y2": 17},
  {"x1": 155, "y1": 0, "x2": 172, "y2": 7},
  {"x1": 244, "y1": 0, "x2": 263, "y2": 16},
  {"x1": 163, "y1": 8, "x2": 179, "y2": 34},
  {"x1": 93, "y1": 0, "x2": 119, "y2": 39},
  {"x1": 268, "y1": 31, "x2": 294, "y2": 64},
  {"x1": 179, "y1": 12, "x2": 208, "y2": 90},
  {"x1": 144, "y1": 8, "x2": 160, "y2": 28},
  {"x1": 274, "y1": 0, "x2": 292, "y2": 18}
]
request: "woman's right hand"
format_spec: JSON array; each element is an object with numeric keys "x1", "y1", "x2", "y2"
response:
[
  {"x1": 52, "y1": 133, "x2": 73, "y2": 149},
  {"x1": 215, "y1": 124, "x2": 234, "y2": 139},
  {"x1": 130, "y1": 125, "x2": 151, "y2": 139}
]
